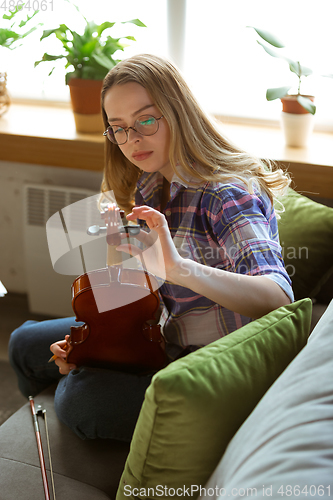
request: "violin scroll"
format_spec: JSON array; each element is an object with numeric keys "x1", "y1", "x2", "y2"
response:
[{"x1": 100, "y1": 204, "x2": 124, "y2": 246}]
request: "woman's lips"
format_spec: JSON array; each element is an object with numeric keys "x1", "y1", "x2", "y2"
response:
[{"x1": 132, "y1": 151, "x2": 153, "y2": 161}]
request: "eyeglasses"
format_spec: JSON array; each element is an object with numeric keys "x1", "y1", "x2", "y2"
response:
[{"x1": 103, "y1": 115, "x2": 164, "y2": 145}]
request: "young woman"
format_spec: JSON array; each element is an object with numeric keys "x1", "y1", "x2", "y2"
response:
[{"x1": 9, "y1": 54, "x2": 293, "y2": 442}]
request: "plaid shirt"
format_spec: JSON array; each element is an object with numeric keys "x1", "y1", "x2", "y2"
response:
[{"x1": 135, "y1": 170, "x2": 294, "y2": 360}]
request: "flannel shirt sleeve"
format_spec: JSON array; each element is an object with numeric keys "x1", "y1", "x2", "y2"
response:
[{"x1": 209, "y1": 184, "x2": 294, "y2": 302}]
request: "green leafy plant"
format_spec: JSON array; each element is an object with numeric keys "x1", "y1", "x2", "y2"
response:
[
  {"x1": 0, "y1": 4, "x2": 41, "y2": 50},
  {"x1": 34, "y1": 5, "x2": 146, "y2": 84},
  {"x1": 247, "y1": 26, "x2": 332, "y2": 115}
]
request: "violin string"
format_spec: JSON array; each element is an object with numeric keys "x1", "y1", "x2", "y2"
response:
[
  {"x1": 123, "y1": 226, "x2": 153, "y2": 293},
  {"x1": 138, "y1": 250, "x2": 154, "y2": 294},
  {"x1": 79, "y1": 245, "x2": 87, "y2": 274},
  {"x1": 59, "y1": 209, "x2": 73, "y2": 251}
]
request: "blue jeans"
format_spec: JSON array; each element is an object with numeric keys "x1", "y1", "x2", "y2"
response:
[{"x1": 8, "y1": 318, "x2": 154, "y2": 442}]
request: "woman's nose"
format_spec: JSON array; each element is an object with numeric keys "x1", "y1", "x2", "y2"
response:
[{"x1": 127, "y1": 127, "x2": 142, "y2": 143}]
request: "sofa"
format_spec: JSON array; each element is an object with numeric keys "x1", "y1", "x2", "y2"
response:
[{"x1": 0, "y1": 189, "x2": 332, "y2": 500}]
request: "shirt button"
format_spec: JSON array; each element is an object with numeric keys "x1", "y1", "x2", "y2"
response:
[{"x1": 165, "y1": 209, "x2": 171, "y2": 216}]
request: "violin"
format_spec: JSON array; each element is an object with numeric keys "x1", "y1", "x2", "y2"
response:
[{"x1": 65, "y1": 204, "x2": 167, "y2": 373}]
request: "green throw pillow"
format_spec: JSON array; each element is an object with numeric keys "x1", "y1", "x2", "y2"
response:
[
  {"x1": 116, "y1": 299, "x2": 312, "y2": 500},
  {"x1": 276, "y1": 188, "x2": 333, "y2": 300}
]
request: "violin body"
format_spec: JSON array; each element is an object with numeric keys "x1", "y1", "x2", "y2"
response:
[
  {"x1": 63, "y1": 203, "x2": 167, "y2": 374},
  {"x1": 66, "y1": 266, "x2": 167, "y2": 373}
]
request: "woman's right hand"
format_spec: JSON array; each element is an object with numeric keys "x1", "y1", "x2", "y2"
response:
[
  {"x1": 50, "y1": 335, "x2": 77, "y2": 375},
  {"x1": 122, "y1": 206, "x2": 183, "y2": 282}
]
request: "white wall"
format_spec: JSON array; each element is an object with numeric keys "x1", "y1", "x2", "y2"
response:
[{"x1": 0, "y1": 160, "x2": 102, "y2": 293}]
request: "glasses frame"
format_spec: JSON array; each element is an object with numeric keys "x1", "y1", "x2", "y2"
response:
[{"x1": 103, "y1": 115, "x2": 164, "y2": 145}]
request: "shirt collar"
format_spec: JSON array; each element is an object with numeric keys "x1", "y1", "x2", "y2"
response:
[{"x1": 136, "y1": 164, "x2": 205, "y2": 200}]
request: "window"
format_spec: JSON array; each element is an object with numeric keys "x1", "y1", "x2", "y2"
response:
[
  {"x1": 1, "y1": 0, "x2": 168, "y2": 101},
  {"x1": 2, "y1": 0, "x2": 332, "y2": 129},
  {"x1": 182, "y1": 0, "x2": 333, "y2": 129}
]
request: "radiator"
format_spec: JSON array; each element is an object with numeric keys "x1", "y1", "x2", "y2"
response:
[{"x1": 23, "y1": 183, "x2": 98, "y2": 317}]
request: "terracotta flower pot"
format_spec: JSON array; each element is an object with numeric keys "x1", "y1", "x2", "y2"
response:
[
  {"x1": 68, "y1": 78, "x2": 104, "y2": 133},
  {"x1": 280, "y1": 94, "x2": 315, "y2": 114},
  {"x1": 280, "y1": 95, "x2": 315, "y2": 148}
]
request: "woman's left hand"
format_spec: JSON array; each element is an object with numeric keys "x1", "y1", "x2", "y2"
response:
[{"x1": 119, "y1": 206, "x2": 183, "y2": 282}]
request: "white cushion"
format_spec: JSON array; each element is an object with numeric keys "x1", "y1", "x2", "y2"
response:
[{"x1": 200, "y1": 300, "x2": 333, "y2": 500}]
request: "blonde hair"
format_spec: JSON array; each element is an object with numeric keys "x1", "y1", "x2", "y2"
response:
[{"x1": 100, "y1": 54, "x2": 290, "y2": 213}]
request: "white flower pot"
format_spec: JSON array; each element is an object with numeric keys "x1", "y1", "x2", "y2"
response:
[{"x1": 280, "y1": 111, "x2": 314, "y2": 148}]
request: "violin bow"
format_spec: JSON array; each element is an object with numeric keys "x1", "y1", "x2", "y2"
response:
[{"x1": 29, "y1": 396, "x2": 56, "y2": 500}]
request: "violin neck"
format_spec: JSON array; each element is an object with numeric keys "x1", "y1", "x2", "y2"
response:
[{"x1": 107, "y1": 244, "x2": 123, "y2": 267}]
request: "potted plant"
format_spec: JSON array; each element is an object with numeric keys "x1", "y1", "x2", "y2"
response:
[
  {"x1": 0, "y1": 4, "x2": 41, "y2": 116},
  {"x1": 35, "y1": 5, "x2": 146, "y2": 133},
  {"x1": 248, "y1": 26, "x2": 332, "y2": 147}
]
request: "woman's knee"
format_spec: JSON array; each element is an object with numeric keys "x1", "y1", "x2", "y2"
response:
[
  {"x1": 8, "y1": 321, "x2": 39, "y2": 363},
  {"x1": 9, "y1": 320, "x2": 38, "y2": 344},
  {"x1": 9, "y1": 317, "x2": 78, "y2": 363}
]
